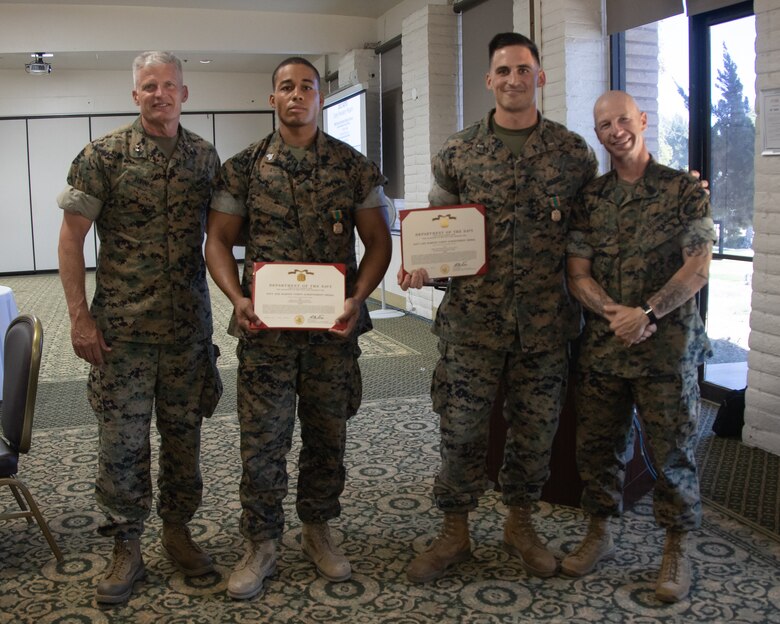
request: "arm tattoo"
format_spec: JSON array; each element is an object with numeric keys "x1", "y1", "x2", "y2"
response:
[
  {"x1": 684, "y1": 239, "x2": 709, "y2": 257},
  {"x1": 653, "y1": 280, "x2": 692, "y2": 317},
  {"x1": 569, "y1": 272, "x2": 614, "y2": 316}
]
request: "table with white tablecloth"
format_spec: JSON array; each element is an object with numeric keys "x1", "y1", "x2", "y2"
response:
[{"x1": 0, "y1": 285, "x2": 20, "y2": 401}]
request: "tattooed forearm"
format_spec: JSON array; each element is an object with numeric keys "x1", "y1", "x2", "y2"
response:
[
  {"x1": 568, "y1": 272, "x2": 615, "y2": 316},
  {"x1": 650, "y1": 280, "x2": 694, "y2": 318}
]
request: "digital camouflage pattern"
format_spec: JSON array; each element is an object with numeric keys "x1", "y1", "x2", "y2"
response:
[
  {"x1": 89, "y1": 339, "x2": 220, "y2": 539},
  {"x1": 432, "y1": 340, "x2": 567, "y2": 511},
  {"x1": 575, "y1": 368, "x2": 702, "y2": 530},
  {"x1": 213, "y1": 129, "x2": 385, "y2": 346},
  {"x1": 567, "y1": 159, "x2": 716, "y2": 377},
  {"x1": 61, "y1": 116, "x2": 222, "y2": 539},
  {"x1": 424, "y1": 111, "x2": 598, "y2": 511},
  {"x1": 429, "y1": 111, "x2": 599, "y2": 353},
  {"x1": 568, "y1": 160, "x2": 715, "y2": 531},
  {"x1": 212, "y1": 129, "x2": 382, "y2": 542},
  {"x1": 65, "y1": 117, "x2": 219, "y2": 345},
  {"x1": 235, "y1": 338, "x2": 361, "y2": 541}
]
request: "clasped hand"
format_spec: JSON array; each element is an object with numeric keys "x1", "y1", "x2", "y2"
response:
[{"x1": 603, "y1": 303, "x2": 657, "y2": 347}]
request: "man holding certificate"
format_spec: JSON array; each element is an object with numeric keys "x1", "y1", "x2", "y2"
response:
[
  {"x1": 206, "y1": 57, "x2": 391, "y2": 600},
  {"x1": 399, "y1": 33, "x2": 599, "y2": 583}
]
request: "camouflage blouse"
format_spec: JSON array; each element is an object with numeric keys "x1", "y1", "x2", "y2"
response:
[
  {"x1": 63, "y1": 117, "x2": 219, "y2": 345},
  {"x1": 429, "y1": 111, "x2": 598, "y2": 353},
  {"x1": 568, "y1": 159, "x2": 716, "y2": 376}
]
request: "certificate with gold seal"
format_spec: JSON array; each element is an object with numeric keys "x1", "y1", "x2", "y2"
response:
[
  {"x1": 251, "y1": 262, "x2": 346, "y2": 330},
  {"x1": 399, "y1": 204, "x2": 487, "y2": 279}
]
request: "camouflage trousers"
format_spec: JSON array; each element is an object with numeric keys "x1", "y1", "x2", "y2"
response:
[
  {"x1": 88, "y1": 339, "x2": 221, "y2": 540},
  {"x1": 431, "y1": 339, "x2": 567, "y2": 512},
  {"x1": 575, "y1": 367, "x2": 702, "y2": 530},
  {"x1": 236, "y1": 336, "x2": 362, "y2": 542}
]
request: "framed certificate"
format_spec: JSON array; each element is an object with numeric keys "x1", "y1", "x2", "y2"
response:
[
  {"x1": 399, "y1": 204, "x2": 488, "y2": 279},
  {"x1": 251, "y1": 262, "x2": 346, "y2": 330}
]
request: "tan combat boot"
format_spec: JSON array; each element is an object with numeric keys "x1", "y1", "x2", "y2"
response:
[
  {"x1": 503, "y1": 505, "x2": 557, "y2": 578},
  {"x1": 301, "y1": 522, "x2": 352, "y2": 582},
  {"x1": 655, "y1": 530, "x2": 692, "y2": 603},
  {"x1": 228, "y1": 539, "x2": 277, "y2": 600},
  {"x1": 95, "y1": 538, "x2": 145, "y2": 604},
  {"x1": 561, "y1": 516, "x2": 615, "y2": 577},
  {"x1": 406, "y1": 512, "x2": 471, "y2": 583},
  {"x1": 161, "y1": 522, "x2": 214, "y2": 576}
]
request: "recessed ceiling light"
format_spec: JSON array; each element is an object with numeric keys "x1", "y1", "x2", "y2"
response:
[{"x1": 199, "y1": 59, "x2": 212, "y2": 64}]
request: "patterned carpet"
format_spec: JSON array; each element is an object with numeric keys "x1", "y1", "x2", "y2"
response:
[
  {"x1": 1, "y1": 273, "x2": 779, "y2": 622},
  {"x1": 2, "y1": 398, "x2": 780, "y2": 623}
]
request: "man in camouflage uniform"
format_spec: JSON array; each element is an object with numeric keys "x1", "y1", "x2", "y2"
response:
[
  {"x1": 57, "y1": 51, "x2": 221, "y2": 605},
  {"x1": 399, "y1": 32, "x2": 598, "y2": 582},
  {"x1": 563, "y1": 90, "x2": 715, "y2": 603},
  {"x1": 206, "y1": 57, "x2": 391, "y2": 600}
]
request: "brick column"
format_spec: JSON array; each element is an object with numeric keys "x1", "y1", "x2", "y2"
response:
[
  {"x1": 401, "y1": 4, "x2": 459, "y2": 209},
  {"x1": 744, "y1": 0, "x2": 780, "y2": 455},
  {"x1": 395, "y1": 4, "x2": 459, "y2": 318},
  {"x1": 536, "y1": 0, "x2": 608, "y2": 170}
]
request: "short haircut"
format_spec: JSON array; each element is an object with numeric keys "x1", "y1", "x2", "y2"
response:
[
  {"x1": 272, "y1": 56, "x2": 321, "y2": 89},
  {"x1": 132, "y1": 51, "x2": 183, "y2": 87},
  {"x1": 488, "y1": 32, "x2": 541, "y2": 67}
]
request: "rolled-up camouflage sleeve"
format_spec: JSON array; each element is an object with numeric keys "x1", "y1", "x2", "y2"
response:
[
  {"x1": 429, "y1": 146, "x2": 460, "y2": 207},
  {"x1": 57, "y1": 184, "x2": 102, "y2": 221},
  {"x1": 566, "y1": 196, "x2": 594, "y2": 259},
  {"x1": 678, "y1": 174, "x2": 717, "y2": 249},
  {"x1": 211, "y1": 147, "x2": 252, "y2": 216},
  {"x1": 210, "y1": 189, "x2": 245, "y2": 217},
  {"x1": 62, "y1": 142, "x2": 112, "y2": 212},
  {"x1": 356, "y1": 185, "x2": 388, "y2": 211}
]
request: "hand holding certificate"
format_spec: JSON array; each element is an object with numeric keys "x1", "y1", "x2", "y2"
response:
[
  {"x1": 252, "y1": 262, "x2": 346, "y2": 330},
  {"x1": 399, "y1": 205, "x2": 487, "y2": 280}
]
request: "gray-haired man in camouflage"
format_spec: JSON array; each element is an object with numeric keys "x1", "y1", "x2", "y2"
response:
[
  {"x1": 399, "y1": 32, "x2": 598, "y2": 582},
  {"x1": 58, "y1": 51, "x2": 222, "y2": 605},
  {"x1": 206, "y1": 57, "x2": 391, "y2": 600},
  {"x1": 564, "y1": 90, "x2": 715, "y2": 603}
]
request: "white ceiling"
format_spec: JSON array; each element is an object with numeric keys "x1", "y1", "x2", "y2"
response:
[
  {"x1": 0, "y1": 0, "x2": 408, "y2": 73},
  {"x1": 0, "y1": 0, "x2": 405, "y2": 15}
]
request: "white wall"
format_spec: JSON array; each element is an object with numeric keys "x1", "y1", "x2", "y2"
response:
[
  {"x1": 743, "y1": 0, "x2": 780, "y2": 455},
  {"x1": 0, "y1": 69, "x2": 272, "y2": 117},
  {"x1": 539, "y1": 0, "x2": 609, "y2": 171}
]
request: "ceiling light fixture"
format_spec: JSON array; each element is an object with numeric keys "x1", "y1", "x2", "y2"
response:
[
  {"x1": 199, "y1": 59, "x2": 212, "y2": 64},
  {"x1": 25, "y1": 52, "x2": 53, "y2": 75}
]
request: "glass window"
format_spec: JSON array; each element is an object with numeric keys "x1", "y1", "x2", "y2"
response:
[{"x1": 617, "y1": 4, "x2": 756, "y2": 397}]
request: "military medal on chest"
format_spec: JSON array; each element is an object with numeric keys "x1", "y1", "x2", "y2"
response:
[
  {"x1": 332, "y1": 209, "x2": 344, "y2": 234},
  {"x1": 551, "y1": 196, "x2": 562, "y2": 222}
]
